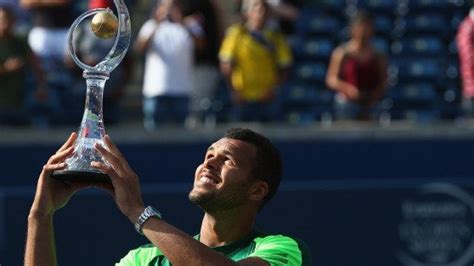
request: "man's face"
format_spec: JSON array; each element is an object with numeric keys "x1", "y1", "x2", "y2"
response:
[
  {"x1": 154, "y1": 0, "x2": 171, "y2": 22},
  {"x1": 246, "y1": 0, "x2": 269, "y2": 29},
  {"x1": 188, "y1": 138, "x2": 257, "y2": 212}
]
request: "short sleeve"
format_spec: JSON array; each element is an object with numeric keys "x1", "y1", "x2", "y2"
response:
[
  {"x1": 115, "y1": 244, "x2": 163, "y2": 266},
  {"x1": 115, "y1": 250, "x2": 136, "y2": 266},
  {"x1": 138, "y1": 19, "x2": 158, "y2": 40},
  {"x1": 218, "y1": 25, "x2": 241, "y2": 63},
  {"x1": 248, "y1": 235, "x2": 303, "y2": 266},
  {"x1": 274, "y1": 32, "x2": 293, "y2": 68}
]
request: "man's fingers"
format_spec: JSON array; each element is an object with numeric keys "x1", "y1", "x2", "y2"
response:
[
  {"x1": 57, "y1": 132, "x2": 77, "y2": 153},
  {"x1": 103, "y1": 135, "x2": 122, "y2": 157},
  {"x1": 48, "y1": 146, "x2": 74, "y2": 164},
  {"x1": 103, "y1": 135, "x2": 133, "y2": 171},
  {"x1": 94, "y1": 143, "x2": 125, "y2": 174},
  {"x1": 91, "y1": 161, "x2": 120, "y2": 181},
  {"x1": 42, "y1": 162, "x2": 67, "y2": 173}
]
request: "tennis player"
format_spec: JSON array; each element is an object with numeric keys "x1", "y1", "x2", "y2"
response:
[{"x1": 25, "y1": 128, "x2": 310, "y2": 265}]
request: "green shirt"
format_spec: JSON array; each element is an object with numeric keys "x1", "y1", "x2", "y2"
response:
[{"x1": 116, "y1": 230, "x2": 310, "y2": 266}]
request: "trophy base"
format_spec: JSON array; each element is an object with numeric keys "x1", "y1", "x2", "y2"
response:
[{"x1": 51, "y1": 170, "x2": 111, "y2": 183}]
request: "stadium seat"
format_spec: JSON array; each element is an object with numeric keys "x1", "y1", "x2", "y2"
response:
[
  {"x1": 440, "y1": 82, "x2": 462, "y2": 119},
  {"x1": 357, "y1": 0, "x2": 397, "y2": 15},
  {"x1": 451, "y1": 11, "x2": 467, "y2": 30},
  {"x1": 397, "y1": 13, "x2": 450, "y2": 36},
  {"x1": 305, "y1": 0, "x2": 346, "y2": 11},
  {"x1": 390, "y1": 57, "x2": 443, "y2": 82},
  {"x1": 372, "y1": 15, "x2": 395, "y2": 37},
  {"x1": 389, "y1": 83, "x2": 437, "y2": 103},
  {"x1": 294, "y1": 38, "x2": 335, "y2": 60},
  {"x1": 391, "y1": 36, "x2": 444, "y2": 56},
  {"x1": 296, "y1": 11, "x2": 342, "y2": 37},
  {"x1": 384, "y1": 82, "x2": 440, "y2": 121},
  {"x1": 372, "y1": 37, "x2": 390, "y2": 54},
  {"x1": 292, "y1": 62, "x2": 328, "y2": 84},
  {"x1": 280, "y1": 84, "x2": 334, "y2": 123},
  {"x1": 407, "y1": 0, "x2": 451, "y2": 11}
]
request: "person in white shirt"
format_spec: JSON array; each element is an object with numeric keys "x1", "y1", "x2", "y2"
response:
[{"x1": 135, "y1": 0, "x2": 194, "y2": 130}]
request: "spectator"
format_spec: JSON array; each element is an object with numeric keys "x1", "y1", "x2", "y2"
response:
[
  {"x1": 135, "y1": 0, "x2": 194, "y2": 130},
  {"x1": 0, "y1": 5, "x2": 46, "y2": 126},
  {"x1": 456, "y1": 4, "x2": 474, "y2": 117},
  {"x1": 20, "y1": 0, "x2": 75, "y2": 125},
  {"x1": 19, "y1": 0, "x2": 72, "y2": 70},
  {"x1": 64, "y1": 0, "x2": 133, "y2": 124},
  {"x1": 183, "y1": 0, "x2": 224, "y2": 128},
  {"x1": 326, "y1": 11, "x2": 387, "y2": 120},
  {"x1": 219, "y1": 0, "x2": 293, "y2": 122}
]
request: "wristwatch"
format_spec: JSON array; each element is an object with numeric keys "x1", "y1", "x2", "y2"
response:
[{"x1": 135, "y1": 206, "x2": 162, "y2": 235}]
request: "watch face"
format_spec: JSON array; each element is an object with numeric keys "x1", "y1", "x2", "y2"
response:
[{"x1": 145, "y1": 208, "x2": 153, "y2": 216}]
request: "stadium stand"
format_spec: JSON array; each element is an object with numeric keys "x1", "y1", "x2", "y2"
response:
[{"x1": 269, "y1": 0, "x2": 470, "y2": 124}]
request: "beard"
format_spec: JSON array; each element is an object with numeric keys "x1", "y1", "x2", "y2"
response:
[{"x1": 188, "y1": 181, "x2": 251, "y2": 213}]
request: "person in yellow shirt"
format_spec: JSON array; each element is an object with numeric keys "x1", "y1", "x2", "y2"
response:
[{"x1": 219, "y1": 0, "x2": 293, "y2": 122}]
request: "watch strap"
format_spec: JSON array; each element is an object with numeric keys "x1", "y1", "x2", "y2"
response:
[{"x1": 135, "y1": 206, "x2": 162, "y2": 235}]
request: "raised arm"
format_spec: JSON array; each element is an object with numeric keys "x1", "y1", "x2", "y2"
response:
[
  {"x1": 25, "y1": 133, "x2": 90, "y2": 266},
  {"x1": 92, "y1": 136, "x2": 270, "y2": 266}
]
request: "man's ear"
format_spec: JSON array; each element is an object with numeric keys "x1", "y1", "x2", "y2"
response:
[{"x1": 249, "y1": 180, "x2": 269, "y2": 202}]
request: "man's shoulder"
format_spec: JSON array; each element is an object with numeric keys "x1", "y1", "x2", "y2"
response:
[
  {"x1": 252, "y1": 232, "x2": 300, "y2": 247},
  {"x1": 115, "y1": 243, "x2": 164, "y2": 266},
  {"x1": 251, "y1": 232, "x2": 312, "y2": 266}
]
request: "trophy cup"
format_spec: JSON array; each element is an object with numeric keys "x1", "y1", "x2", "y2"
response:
[{"x1": 51, "y1": 0, "x2": 131, "y2": 182}]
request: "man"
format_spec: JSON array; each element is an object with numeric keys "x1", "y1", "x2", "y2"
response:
[
  {"x1": 25, "y1": 128, "x2": 310, "y2": 265},
  {"x1": 0, "y1": 5, "x2": 47, "y2": 126},
  {"x1": 456, "y1": 4, "x2": 474, "y2": 117},
  {"x1": 134, "y1": 0, "x2": 194, "y2": 130},
  {"x1": 219, "y1": 0, "x2": 293, "y2": 122}
]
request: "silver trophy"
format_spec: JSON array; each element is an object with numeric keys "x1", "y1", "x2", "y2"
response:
[{"x1": 52, "y1": 0, "x2": 131, "y2": 182}]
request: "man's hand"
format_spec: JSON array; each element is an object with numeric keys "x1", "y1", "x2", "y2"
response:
[
  {"x1": 29, "y1": 132, "x2": 90, "y2": 219},
  {"x1": 91, "y1": 135, "x2": 145, "y2": 224}
]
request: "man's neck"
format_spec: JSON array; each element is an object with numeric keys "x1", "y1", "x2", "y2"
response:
[{"x1": 199, "y1": 208, "x2": 257, "y2": 248}]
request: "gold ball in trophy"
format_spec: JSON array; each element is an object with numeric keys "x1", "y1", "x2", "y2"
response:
[{"x1": 91, "y1": 11, "x2": 118, "y2": 39}]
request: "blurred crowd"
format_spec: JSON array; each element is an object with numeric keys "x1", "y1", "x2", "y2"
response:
[{"x1": 0, "y1": 0, "x2": 472, "y2": 129}]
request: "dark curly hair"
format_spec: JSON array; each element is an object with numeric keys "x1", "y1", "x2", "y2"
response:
[{"x1": 224, "y1": 128, "x2": 282, "y2": 207}]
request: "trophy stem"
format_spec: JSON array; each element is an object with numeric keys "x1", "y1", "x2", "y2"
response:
[
  {"x1": 51, "y1": 71, "x2": 111, "y2": 183},
  {"x1": 79, "y1": 71, "x2": 109, "y2": 139}
]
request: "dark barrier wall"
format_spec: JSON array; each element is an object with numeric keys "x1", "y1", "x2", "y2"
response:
[
  {"x1": 2, "y1": 137, "x2": 474, "y2": 186},
  {"x1": 2, "y1": 136, "x2": 474, "y2": 265}
]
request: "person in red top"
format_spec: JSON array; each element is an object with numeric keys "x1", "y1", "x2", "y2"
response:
[
  {"x1": 326, "y1": 11, "x2": 387, "y2": 120},
  {"x1": 89, "y1": 0, "x2": 112, "y2": 9},
  {"x1": 456, "y1": 5, "x2": 474, "y2": 117}
]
